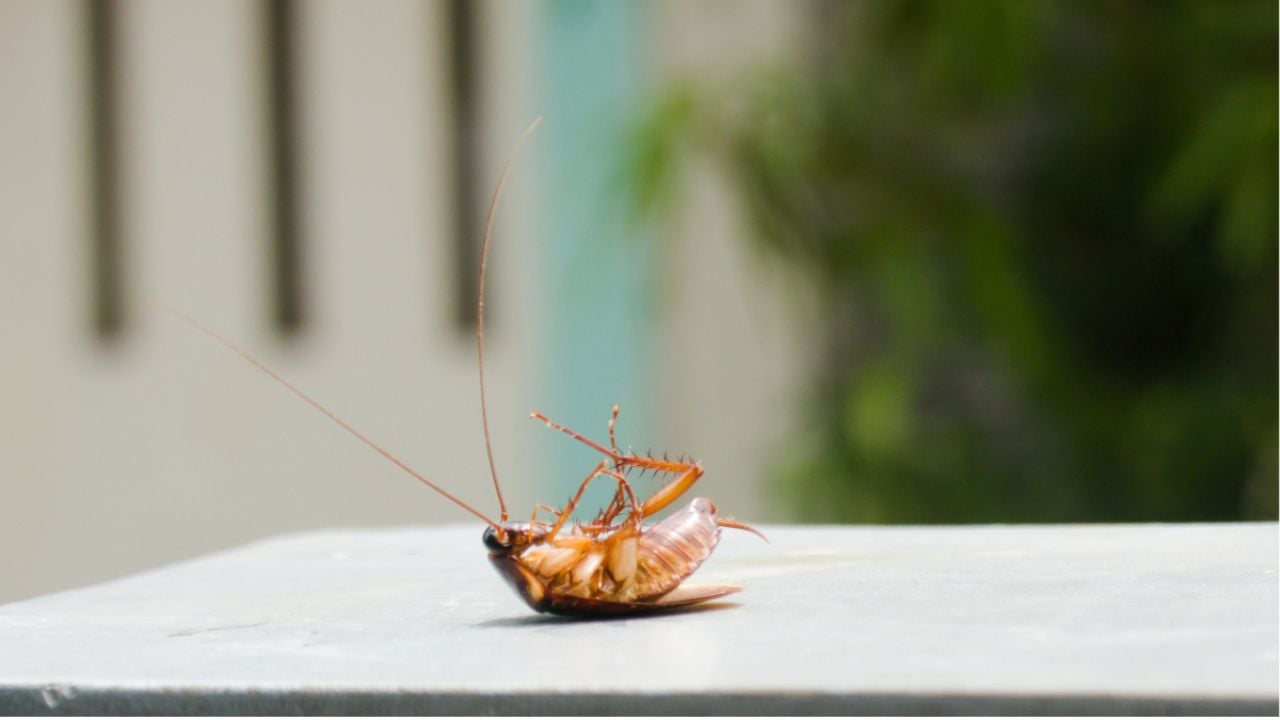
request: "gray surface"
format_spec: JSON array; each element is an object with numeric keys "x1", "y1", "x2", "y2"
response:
[{"x1": 0, "y1": 523, "x2": 1275, "y2": 715}]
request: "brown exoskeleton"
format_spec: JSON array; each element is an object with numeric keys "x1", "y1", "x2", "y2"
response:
[{"x1": 164, "y1": 117, "x2": 763, "y2": 616}]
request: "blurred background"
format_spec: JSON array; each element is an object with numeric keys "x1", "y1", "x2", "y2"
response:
[{"x1": 0, "y1": 0, "x2": 1274, "y2": 604}]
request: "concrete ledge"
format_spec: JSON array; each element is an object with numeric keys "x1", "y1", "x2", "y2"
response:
[{"x1": 0, "y1": 523, "x2": 1275, "y2": 715}]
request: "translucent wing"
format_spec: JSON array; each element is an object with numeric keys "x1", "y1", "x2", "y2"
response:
[{"x1": 544, "y1": 584, "x2": 741, "y2": 616}]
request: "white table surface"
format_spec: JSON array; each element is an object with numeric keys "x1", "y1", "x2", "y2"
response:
[{"x1": 0, "y1": 522, "x2": 1275, "y2": 714}]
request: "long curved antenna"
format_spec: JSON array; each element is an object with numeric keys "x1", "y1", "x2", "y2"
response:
[
  {"x1": 156, "y1": 302, "x2": 501, "y2": 529},
  {"x1": 477, "y1": 115, "x2": 542, "y2": 523}
]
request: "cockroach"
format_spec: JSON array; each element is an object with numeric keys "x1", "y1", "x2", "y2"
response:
[{"x1": 162, "y1": 116, "x2": 763, "y2": 616}]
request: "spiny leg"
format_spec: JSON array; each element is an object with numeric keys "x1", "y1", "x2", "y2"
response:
[
  {"x1": 598, "y1": 405, "x2": 625, "y2": 524},
  {"x1": 593, "y1": 452, "x2": 638, "y2": 526},
  {"x1": 530, "y1": 411, "x2": 621, "y2": 461},
  {"x1": 547, "y1": 461, "x2": 607, "y2": 541},
  {"x1": 530, "y1": 409, "x2": 697, "y2": 474},
  {"x1": 597, "y1": 467, "x2": 642, "y2": 526},
  {"x1": 591, "y1": 455, "x2": 704, "y2": 520},
  {"x1": 530, "y1": 503, "x2": 560, "y2": 528},
  {"x1": 636, "y1": 462, "x2": 704, "y2": 517},
  {"x1": 596, "y1": 484, "x2": 626, "y2": 522},
  {"x1": 547, "y1": 461, "x2": 641, "y2": 542},
  {"x1": 591, "y1": 484, "x2": 626, "y2": 526},
  {"x1": 598, "y1": 405, "x2": 637, "y2": 525},
  {"x1": 529, "y1": 410, "x2": 706, "y2": 519},
  {"x1": 608, "y1": 405, "x2": 621, "y2": 456}
]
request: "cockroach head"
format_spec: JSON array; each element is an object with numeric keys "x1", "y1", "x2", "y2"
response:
[
  {"x1": 482, "y1": 525, "x2": 512, "y2": 553},
  {"x1": 483, "y1": 522, "x2": 542, "y2": 555}
]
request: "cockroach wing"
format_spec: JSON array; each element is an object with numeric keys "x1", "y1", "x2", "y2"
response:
[
  {"x1": 650, "y1": 583, "x2": 742, "y2": 607},
  {"x1": 544, "y1": 584, "x2": 741, "y2": 616}
]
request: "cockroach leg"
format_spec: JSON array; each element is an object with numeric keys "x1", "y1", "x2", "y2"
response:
[
  {"x1": 598, "y1": 487, "x2": 628, "y2": 526},
  {"x1": 530, "y1": 503, "x2": 560, "y2": 528},
  {"x1": 546, "y1": 461, "x2": 640, "y2": 542},
  {"x1": 597, "y1": 467, "x2": 640, "y2": 525},
  {"x1": 530, "y1": 411, "x2": 623, "y2": 461},
  {"x1": 528, "y1": 409, "x2": 707, "y2": 519},
  {"x1": 635, "y1": 461, "x2": 704, "y2": 517},
  {"x1": 608, "y1": 405, "x2": 621, "y2": 456},
  {"x1": 596, "y1": 484, "x2": 627, "y2": 524}
]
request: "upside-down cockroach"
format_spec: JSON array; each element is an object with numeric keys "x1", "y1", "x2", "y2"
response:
[{"x1": 162, "y1": 116, "x2": 763, "y2": 615}]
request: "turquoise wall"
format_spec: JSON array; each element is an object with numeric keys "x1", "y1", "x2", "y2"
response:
[{"x1": 538, "y1": 0, "x2": 655, "y2": 510}]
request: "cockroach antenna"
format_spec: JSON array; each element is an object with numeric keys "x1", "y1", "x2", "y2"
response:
[
  {"x1": 476, "y1": 115, "x2": 543, "y2": 523},
  {"x1": 154, "y1": 301, "x2": 503, "y2": 529}
]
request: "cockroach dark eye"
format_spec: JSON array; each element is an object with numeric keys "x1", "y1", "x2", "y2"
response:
[{"x1": 483, "y1": 526, "x2": 510, "y2": 552}]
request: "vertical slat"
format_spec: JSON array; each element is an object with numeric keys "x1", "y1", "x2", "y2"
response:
[
  {"x1": 263, "y1": 0, "x2": 305, "y2": 334},
  {"x1": 86, "y1": 0, "x2": 124, "y2": 339},
  {"x1": 300, "y1": 0, "x2": 494, "y2": 523},
  {"x1": 446, "y1": 0, "x2": 480, "y2": 331},
  {"x1": 0, "y1": 0, "x2": 94, "y2": 603}
]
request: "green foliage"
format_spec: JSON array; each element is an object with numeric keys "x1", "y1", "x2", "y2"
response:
[{"x1": 630, "y1": 0, "x2": 1277, "y2": 522}]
